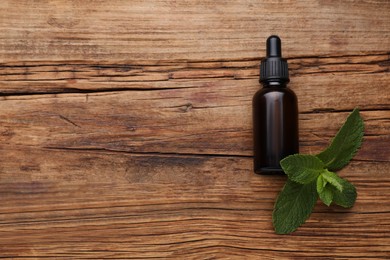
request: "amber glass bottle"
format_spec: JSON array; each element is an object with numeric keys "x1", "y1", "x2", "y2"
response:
[{"x1": 253, "y1": 35, "x2": 299, "y2": 174}]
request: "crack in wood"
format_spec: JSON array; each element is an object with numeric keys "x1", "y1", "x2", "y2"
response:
[
  {"x1": 0, "y1": 85, "x2": 200, "y2": 97},
  {"x1": 301, "y1": 107, "x2": 390, "y2": 114},
  {"x1": 43, "y1": 146, "x2": 253, "y2": 159},
  {"x1": 58, "y1": 115, "x2": 81, "y2": 128}
]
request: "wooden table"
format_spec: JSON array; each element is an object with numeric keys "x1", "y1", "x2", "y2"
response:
[{"x1": 1, "y1": 0, "x2": 389, "y2": 258}]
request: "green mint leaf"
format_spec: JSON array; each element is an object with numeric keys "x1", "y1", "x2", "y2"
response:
[
  {"x1": 316, "y1": 174, "x2": 327, "y2": 193},
  {"x1": 280, "y1": 154, "x2": 326, "y2": 184},
  {"x1": 321, "y1": 170, "x2": 343, "y2": 192},
  {"x1": 318, "y1": 184, "x2": 333, "y2": 206},
  {"x1": 316, "y1": 108, "x2": 364, "y2": 171},
  {"x1": 272, "y1": 180, "x2": 318, "y2": 234},
  {"x1": 329, "y1": 178, "x2": 357, "y2": 208}
]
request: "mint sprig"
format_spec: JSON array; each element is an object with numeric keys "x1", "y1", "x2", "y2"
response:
[{"x1": 272, "y1": 108, "x2": 364, "y2": 234}]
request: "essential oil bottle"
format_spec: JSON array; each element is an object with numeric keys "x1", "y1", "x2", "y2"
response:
[{"x1": 253, "y1": 35, "x2": 299, "y2": 174}]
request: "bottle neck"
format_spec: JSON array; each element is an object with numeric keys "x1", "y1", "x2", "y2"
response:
[{"x1": 262, "y1": 81, "x2": 288, "y2": 88}]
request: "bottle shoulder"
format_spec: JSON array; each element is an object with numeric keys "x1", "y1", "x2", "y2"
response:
[{"x1": 253, "y1": 86, "x2": 297, "y2": 101}]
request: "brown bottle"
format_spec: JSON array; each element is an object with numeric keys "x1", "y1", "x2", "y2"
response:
[{"x1": 253, "y1": 35, "x2": 299, "y2": 174}]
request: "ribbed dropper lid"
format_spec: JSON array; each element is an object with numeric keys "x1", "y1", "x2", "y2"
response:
[{"x1": 260, "y1": 35, "x2": 289, "y2": 84}]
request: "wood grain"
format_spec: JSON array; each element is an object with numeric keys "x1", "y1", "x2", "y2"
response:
[
  {"x1": 0, "y1": 0, "x2": 389, "y2": 259},
  {"x1": 1, "y1": 0, "x2": 389, "y2": 61},
  {"x1": 0, "y1": 147, "x2": 389, "y2": 258}
]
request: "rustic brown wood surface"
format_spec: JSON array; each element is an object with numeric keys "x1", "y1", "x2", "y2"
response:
[{"x1": 0, "y1": 0, "x2": 389, "y2": 258}]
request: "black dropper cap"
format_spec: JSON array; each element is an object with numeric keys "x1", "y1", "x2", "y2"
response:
[{"x1": 260, "y1": 35, "x2": 289, "y2": 84}]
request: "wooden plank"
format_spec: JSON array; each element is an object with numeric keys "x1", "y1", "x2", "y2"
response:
[
  {"x1": 0, "y1": 85, "x2": 388, "y2": 160},
  {"x1": 0, "y1": 147, "x2": 388, "y2": 258},
  {"x1": 1, "y1": 0, "x2": 389, "y2": 61},
  {"x1": 0, "y1": 54, "x2": 388, "y2": 92}
]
